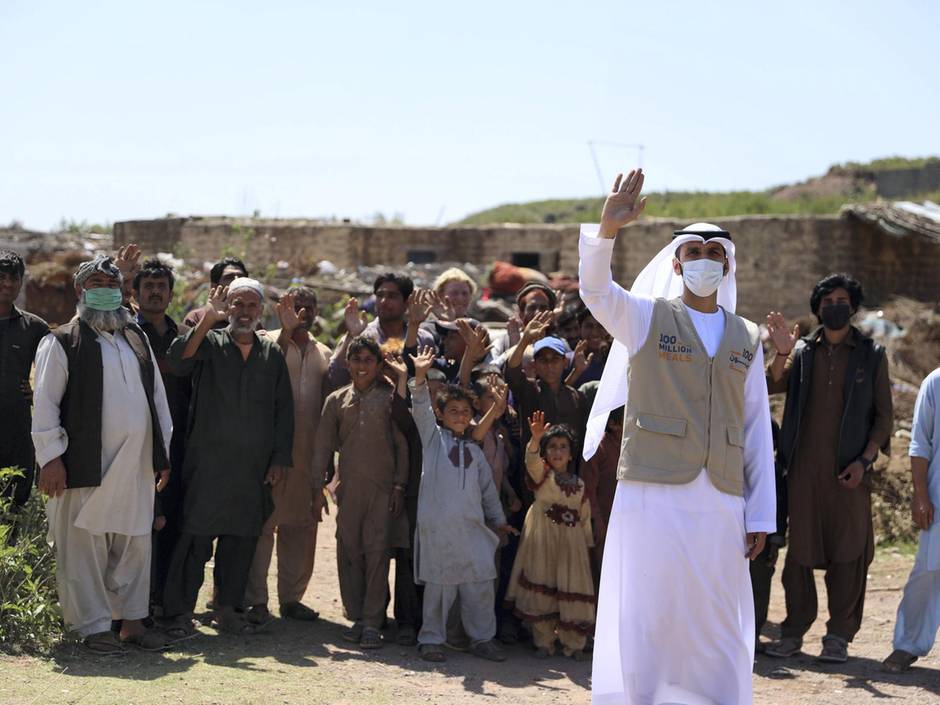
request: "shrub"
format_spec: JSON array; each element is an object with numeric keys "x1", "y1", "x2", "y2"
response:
[{"x1": 0, "y1": 467, "x2": 62, "y2": 654}]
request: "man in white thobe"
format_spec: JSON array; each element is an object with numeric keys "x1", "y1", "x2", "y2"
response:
[
  {"x1": 32, "y1": 255, "x2": 172, "y2": 654},
  {"x1": 580, "y1": 170, "x2": 776, "y2": 705},
  {"x1": 882, "y1": 367, "x2": 940, "y2": 673}
]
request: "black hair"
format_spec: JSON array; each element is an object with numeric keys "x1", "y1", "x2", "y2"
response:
[
  {"x1": 435, "y1": 383, "x2": 477, "y2": 413},
  {"x1": 0, "y1": 250, "x2": 26, "y2": 279},
  {"x1": 516, "y1": 283, "x2": 557, "y2": 310},
  {"x1": 471, "y1": 371, "x2": 505, "y2": 398},
  {"x1": 286, "y1": 284, "x2": 318, "y2": 308},
  {"x1": 373, "y1": 272, "x2": 414, "y2": 300},
  {"x1": 133, "y1": 258, "x2": 176, "y2": 292},
  {"x1": 538, "y1": 423, "x2": 578, "y2": 458},
  {"x1": 810, "y1": 273, "x2": 863, "y2": 315},
  {"x1": 210, "y1": 256, "x2": 248, "y2": 285},
  {"x1": 555, "y1": 306, "x2": 579, "y2": 328},
  {"x1": 576, "y1": 306, "x2": 597, "y2": 326},
  {"x1": 346, "y1": 335, "x2": 381, "y2": 361}
]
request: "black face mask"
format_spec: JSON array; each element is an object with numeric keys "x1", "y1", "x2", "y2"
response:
[{"x1": 820, "y1": 302, "x2": 852, "y2": 330}]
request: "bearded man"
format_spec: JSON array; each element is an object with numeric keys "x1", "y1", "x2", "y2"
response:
[
  {"x1": 31, "y1": 255, "x2": 173, "y2": 654},
  {"x1": 162, "y1": 277, "x2": 293, "y2": 636},
  {"x1": 581, "y1": 169, "x2": 776, "y2": 705}
]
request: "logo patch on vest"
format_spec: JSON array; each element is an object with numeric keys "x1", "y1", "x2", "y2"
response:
[
  {"x1": 657, "y1": 333, "x2": 694, "y2": 363},
  {"x1": 728, "y1": 348, "x2": 754, "y2": 374}
]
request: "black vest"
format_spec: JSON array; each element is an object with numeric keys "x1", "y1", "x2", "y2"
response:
[
  {"x1": 778, "y1": 326, "x2": 887, "y2": 474},
  {"x1": 51, "y1": 320, "x2": 169, "y2": 489}
]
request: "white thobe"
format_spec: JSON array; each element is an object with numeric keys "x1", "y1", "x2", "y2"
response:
[
  {"x1": 580, "y1": 233, "x2": 775, "y2": 705},
  {"x1": 892, "y1": 368, "x2": 940, "y2": 657},
  {"x1": 31, "y1": 328, "x2": 172, "y2": 636}
]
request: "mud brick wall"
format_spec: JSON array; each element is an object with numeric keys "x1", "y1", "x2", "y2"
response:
[{"x1": 114, "y1": 214, "x2": 940, "y2": 323}]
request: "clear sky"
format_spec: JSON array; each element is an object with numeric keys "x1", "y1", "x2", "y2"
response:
[{"x1": 2, "y1": 0, "x2": 938, "y2": 230}]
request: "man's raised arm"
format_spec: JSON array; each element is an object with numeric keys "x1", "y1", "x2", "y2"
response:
[{"x1": 579, "y1": 168, "x2": 654, "y2": 355}]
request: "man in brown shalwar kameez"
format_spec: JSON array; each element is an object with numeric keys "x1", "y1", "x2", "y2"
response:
[
  {"x1": 764, "y1": 273, "x2": 893, "y2": 663},
  {"x1": 245, "y1": 286, "x2": 334, "y2": 624},
  {"x1": 311, "y1": 335, "x2": 410, "y2": 649}
]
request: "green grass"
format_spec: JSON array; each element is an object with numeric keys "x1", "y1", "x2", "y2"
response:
[
  {"x1": 457, "y1": 189, "x2": 940, "y2": 226},
  {"x1": 457, "y1": 156, "x2": 940, "y2": 225}
]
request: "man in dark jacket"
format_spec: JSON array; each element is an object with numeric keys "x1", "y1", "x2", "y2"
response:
[
  {"x1": 0, "y1": 250, "x2": 48, "y2": 512},
  {"x1": 764, "y1": 273, "x2": 893, "y2": 663}
]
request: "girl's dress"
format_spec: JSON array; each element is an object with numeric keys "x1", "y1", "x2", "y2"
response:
[{"x1": 505, "y1": 447, "x2": 596, "y2": 654}]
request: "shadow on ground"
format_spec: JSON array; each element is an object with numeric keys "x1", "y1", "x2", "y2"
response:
[{"x1": 48, "y1": 611, "x2": 591, "y2": 696}]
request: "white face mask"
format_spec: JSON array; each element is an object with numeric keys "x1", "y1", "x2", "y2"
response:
[{"x1": 680, "y1": 259, "x2": 725, "y2": 298}]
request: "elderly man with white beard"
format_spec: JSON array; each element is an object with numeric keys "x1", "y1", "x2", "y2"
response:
[
  {"x1": 161, "y1": 278, "x2": 294, "y2": 637},
  {"x1": 31, "y1": 255, "x2": 173, "y2": 654}
]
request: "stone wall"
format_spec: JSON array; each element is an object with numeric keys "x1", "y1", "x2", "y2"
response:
[
  {"x1": 874, "y1": 164, "x2": 940, "y2": 199},
  {"x1": 114, "y1": 214, "x2": 940, "y2": 323}
]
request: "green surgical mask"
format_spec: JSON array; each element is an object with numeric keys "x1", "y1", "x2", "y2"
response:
[{"x1": 83, "y1": 287, "x2": 124, "y2": 311}]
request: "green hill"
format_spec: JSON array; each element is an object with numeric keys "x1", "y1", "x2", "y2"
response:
[{"x1": 457, "y1": 156, "x2": 940, "y2": 225}]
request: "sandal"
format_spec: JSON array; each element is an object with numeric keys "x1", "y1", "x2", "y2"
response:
[
  {"x1": 419, "y1": 643, "x2": 447, "y2": 662},
  {"x1": 214, "y1": 612, "x2": 259, "y2": 636},
  {"x1": 396, "y1": 624, "x2": 417, "y2": 646},
  {"x1": 121, "y1": 630, "x2": 172, "y2": 652},
  {"x1": 817, "y1": 634, "x2": 848, "y2": 664},
  {"x1": 246, "y1": 604, "x2": 274, "y2": 627},
  {"x1": 882, "y1": 649, "x2": 917, "y2": 674},
  {"x1": 470, "y1": 639, "x2": 507, "y2": 662},
  {"x1": 341, "y1": 622, "x2": 364, "y2": 643},
  {"x1": 280, "y1": 602, "x2": 319, "y2": 622},
  {"x1": 159, "y1": 616, "x2": 199, "y2": 643},
  {"x1": 359, "y1": 626, "x2": 383, "y2": 650},
  {"x1": 82, "y1": 630, "x2": 126, "y2": 656},
  {"x1": 765, "y1": 637, "x2": 802, "y2": 658}
]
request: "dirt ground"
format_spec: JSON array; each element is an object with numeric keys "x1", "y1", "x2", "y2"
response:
[{"x1": 2, "y1": 511, "x2": 937, "y2": 705}]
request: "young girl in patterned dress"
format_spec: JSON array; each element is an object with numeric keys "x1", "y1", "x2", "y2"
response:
[{"x1": 505, "y1": 411, "x2": 596, "y2": 659}]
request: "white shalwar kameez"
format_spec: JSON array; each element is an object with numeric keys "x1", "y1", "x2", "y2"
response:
[
  {"x1": 579, "y1": 226, "x2": 776, "y2": 705},
  {"x1": 31, "y1": 328, "x2": 172, "y2": 637},
  {"x1": 892, "y1": 368, "x2": 940, "y2": 658}
]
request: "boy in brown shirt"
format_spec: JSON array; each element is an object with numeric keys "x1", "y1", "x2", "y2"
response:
[{"x1": 311, "y1": 336, "x2": 410, "y2": 649}]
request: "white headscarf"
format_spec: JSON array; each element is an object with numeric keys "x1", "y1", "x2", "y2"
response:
[{"x1": 582, "y1": 222, "x2": 738, "y2": 460}]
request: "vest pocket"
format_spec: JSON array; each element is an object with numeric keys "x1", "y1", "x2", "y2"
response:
[
  {"x1": 636, "y1": 413, "x2": 687, "y2": 437},
  {"x1": 725, "y1": 425, "x2": 745, "y2": 482},
  {"x1": 631, "y1": 413, "x2": 689, "y2": 471}
]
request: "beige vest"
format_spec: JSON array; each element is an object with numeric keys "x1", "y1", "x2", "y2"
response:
[{"x1": 618, "y1": 298, "x2": 760, "y2": 496}]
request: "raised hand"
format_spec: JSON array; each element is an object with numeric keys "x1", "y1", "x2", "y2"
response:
[
  {"x1": 276, "y1": 291, "x2": 304, "y2": 333},
  {"x1": 428, "y1": 290, "x2": 453, "y2": 321},
  {"x1": 506, "y1": 316, "x2": 522, "y2": 347},
  {"x1": 599, "y1": 168, "x2": 647, "y2": 238},
  {"x1": 528, "y1": 410, "x2": 547, "y2": 444},
  {"x1": 344, "y1": 297, "x2": 367, "y2": 337},
  {"x1": 409, "y1": 345, "x2": 436, "y2": 381},
  {"x1": 207, "y1": 285, "x2": 229, "y2": 323},
  {"x1": 522, "y1": 310, "x2": 552, "y2": 343},
  {"x1": 571, "y1": 339, "x2": 594, "y2": 371},
  {"x1": 408, "y1": 289, "x2": 434, "y2": 325},
  {"x1": 765, "y1": 312, "x2": 799, "y2": 356},
  {"x1": 458, "y1": 319, "x2": 491, "y2": 362},
  {"x1": 115, "y1": 243, "x2": 142, "y2": 278},
  {"x1": 487, "y1": 373, "x2": 509, "y2": 415},
  {"x1": 384, "y1": 353, "x2": 408, "y2": 380}
]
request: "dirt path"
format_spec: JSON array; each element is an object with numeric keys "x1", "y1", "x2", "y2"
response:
[{"x1": 3, "y1": 512, "x2": 937, "y2": 705}]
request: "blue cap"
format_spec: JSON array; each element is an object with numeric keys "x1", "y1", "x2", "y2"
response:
[{"x1": 532, "y1": 336, "x2": 568, "y2": 358}]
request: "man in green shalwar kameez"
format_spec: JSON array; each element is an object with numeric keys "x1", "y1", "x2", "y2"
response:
[{"x1": 162, "y1": 277, "x2": 293, "y2": 636}]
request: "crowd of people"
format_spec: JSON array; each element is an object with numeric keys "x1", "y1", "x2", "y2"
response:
[{"x1": 0, "y1": 177, "x2": 937, "y2": 689}]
